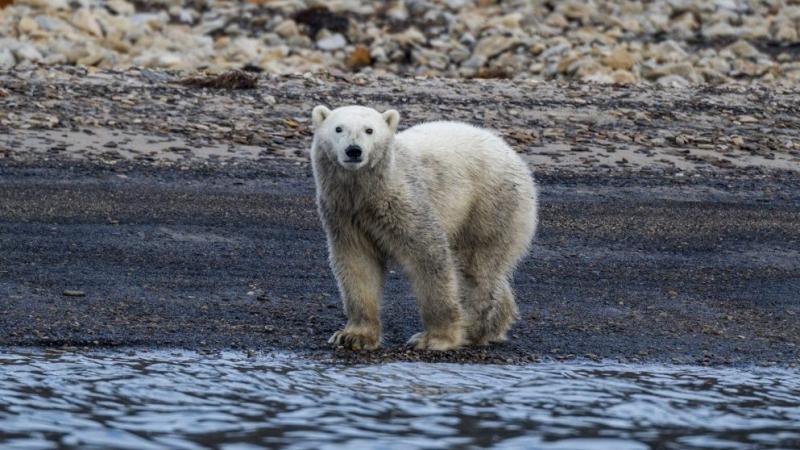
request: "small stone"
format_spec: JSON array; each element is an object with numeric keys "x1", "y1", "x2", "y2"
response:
[
  {"x1": 773, "y1": 19, "x2": 799, "y2": 42},
  {"x1": 735, "y1": 59, "x2": 771, "y2": 77},
  {"x1": 582, "y1": 72, "x2": 614, "y2": 84},
  {"x1": 703, "y1": 21, "x2": 738, "y2": 40},
  {"x1": 727, "y1": 40, "x2": 762, "y2": 59},
  {"x1": 612, "y1": 69, "x2": 637, "y2": 84},
  {"x1": 669, "y1": 11, "x2": 698, "y2": 38},
  {"x1": 602, "y1": 47, "x2": 635, "y2": 70},
  {"x1": 644, "y1": 62, "x2": 698, "y2": 82},
  {"x1": 545, "y1": 13, "x2": 568, "y2": 29},
  {"x1": 391, "y1": 27, "x2": 426, "y2": 46},
  {"x1": 386, "y1": 1, "x2": 409, "y2": 22},
  {"x1": 657, "y1": 74, "x2": 691, "y2": 88},
  {"x1": 540, "y1": 42, "x2": 571, "y2": 59},
  {"x1": 559, "y1": 1, "x2": 596, "y2": 23},
  {"x1": 16, "y1": 0, "x2": 68, "y2": 8},
  {"x1": 448, "y1": 45, "x2": 471, "y2": 63},
  {"x1": 14, "y1": 42, "x2": 43, "y2": 62},
  {"x1": 0, "y1": 47, "x2": 14, "y2": 69},
  {"x1": 741, "y1": 16, "x2": 770, "y2": 39},
  {"x1": 71, "y1": 8, "x2": 104, "y2": 38},
  {"x1": 106, "y1": 0, "x2": 135, "y2": 15},
  {"x1": 700, "y1": 68, "x2": 727, "y2": 84},
  {"x1": 18, "y1": 16, "x2": 39, "y2": 34},
  {"x1": 413, "y1": 48, "x2": 448, "y2": 71},
  {"x1": 783, "y1": 62, "x2": 800, "y2": 80},
  {"x1": 369, "y1": 46, "x2": 388, "y2": 63},
  {"x1": 649, "y1": 40, "x2": 688, "y2": 63},
  {"x1": 347, "y1": 46, "x2": 371, "y2": 69},
  {"x1": 316, "y1": 33, "x2": 346, "y2": 50},
  {"x1": 473, "y1": 35, "x2": 520, "y2": 61},
  {"x1": 63, "y1": 290, "x2": 86, "y2": 297},
  {"x1": 274, "y1": 20, "x2": 299, "y2": 38}
]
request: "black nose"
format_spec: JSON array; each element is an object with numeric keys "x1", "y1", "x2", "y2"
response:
[{"x1": 345, "y1": 145, "x2": 362, "y2": 159}]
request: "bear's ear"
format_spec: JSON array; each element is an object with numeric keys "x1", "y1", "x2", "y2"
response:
[
  {"x1": 312, "y1": 105, "x2": 332, "y2": 129},
  {"x1": 382, "y1": 109, "x2": 400, "y2": 133}
]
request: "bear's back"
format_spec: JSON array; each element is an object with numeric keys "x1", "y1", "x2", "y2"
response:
[{"x1": 394, "y1": 121, "x2": 533, "y2": 239}]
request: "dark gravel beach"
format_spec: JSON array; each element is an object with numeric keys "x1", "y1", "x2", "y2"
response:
[{"x1": 1, "y1": 68, "x2": 798, "y2": 365}]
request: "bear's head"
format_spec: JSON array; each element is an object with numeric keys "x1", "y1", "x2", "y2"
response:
[{"x1": 311, "y1": 105, "x2": 400, "y2": 171}]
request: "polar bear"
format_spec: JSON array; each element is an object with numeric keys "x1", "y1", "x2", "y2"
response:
[{"x1": 311, "y1": 105, "x2": 537, "y2": 351}]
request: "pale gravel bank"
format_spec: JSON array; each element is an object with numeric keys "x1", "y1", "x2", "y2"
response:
[{"x1": 1, "y1": 0, "x2": 800, "y2": 86}]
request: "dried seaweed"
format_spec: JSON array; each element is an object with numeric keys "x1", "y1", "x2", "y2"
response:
[{"x1": 179, "y1": 70, "x2": 258, "y2": 90}]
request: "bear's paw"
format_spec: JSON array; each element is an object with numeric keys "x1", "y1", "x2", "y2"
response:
[
  {"x1": 407, "y1": 330, "x2": 464, "y2": 351},
  {"x1": 328, "y1": 328, "x2": 380, "y2": 351}
]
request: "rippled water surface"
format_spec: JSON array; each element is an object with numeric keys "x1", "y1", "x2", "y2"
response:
[{"x1": 1, "y1": 350, "x2": 799, "y2": 450}]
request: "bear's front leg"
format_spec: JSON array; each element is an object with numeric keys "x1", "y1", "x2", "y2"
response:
[
  {"x1": 397, "y1": 238, "x2": 465, "y2": 351},
  {"x1": 326, "y1": 235, "x2": 384, "y2": 351}
]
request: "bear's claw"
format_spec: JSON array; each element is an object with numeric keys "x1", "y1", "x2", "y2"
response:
[
  {"x1": 407, "y1": 330, "x2": 464, "y2": 351},
  {"x1": 328, "y1": 329, "x2": 380, "y2": 351}
]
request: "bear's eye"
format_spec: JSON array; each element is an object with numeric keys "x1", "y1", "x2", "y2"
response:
[
  {"x1": 365, "y1": 128, "x2": 373, "y2": 135},
  {"x1": 335, "y1": 126, "x2": 343, "y2": 133}
]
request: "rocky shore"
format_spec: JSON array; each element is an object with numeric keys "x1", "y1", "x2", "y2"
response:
[
  {"x1": 1, "y1": 67, "x2": 799, "y2": 365},
  {"x1": 1, "y1": 0, "x2": 799, "y2": 86}
]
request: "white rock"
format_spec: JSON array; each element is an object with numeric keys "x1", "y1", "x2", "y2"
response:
[
  {"x1": 726, "y1": 40, "x2": 762, "y2": 59},
  {"x1": 448, "y1": 45, "x2": 470, "y2": 63},
  {"x1": 157, "y1": 53, "x2": 184, "y2": 67},
  {"x1": 386, "y1": 1, "x2": 409, "y2": 22},
  {"x1": 459, "y1": 32, "x2": 476, "y2": 46},
  {"x1": 370, "y1": 46, "x2": 388, "y2": 63},
  {"x1": 460, "y1": 55, "x2": 484, "y2": 70},
  {"x1": 714, "y1": 0, "x2": 739, "y2": 11},
  {"x1": 391, "y1": 27, "x2": 426, "y2": 46},
  {"x1": 540, "y1": 42, "x2": 571, "y2": 59},
  {"x1": 18, "y1": 16, "x2": 39, "y2": 34},
  {"x1": 582, "y1": 72, "x2": 615, "y2": 84},
  {"x1": 657, "y1": 74, "x2": 691, "y2": 88},
  {"x1": 649, "y1": 40, "x2": 688, "y2": 63},
  {"x1": 178, "y1": 9, "x2": 196, "y2": 24},
  {"x1": 413, "y1": 48, "x2": 449, "y2": 71},
  {"x1": 741, "y1": 16, "x2": 769, "y2": 39},
  {"x1": 16, "y1": 0, "x2": 68, "y2": 10},
  {"x1": 773, "y1": 18, "x2": 799, "y2": 42},
  {"x1": 71, "y1": 8, "x2": 104, "y2": 38},
  {"x1": 472, "y1": 35, "x2": 520, "y2": 60},
  {"x1": 14, "y1": 42, "x2": 43, "y2": 62},
  {"x1": 106, "y1": 0, "x2": 135, "y2": 16},
  {"x1": 783, "y1": 62, "x2": 800, "y2": 80},
  {"x1": 35, "y1": 15, "x2": 72, "y2": 32},
  {"x1": 703, "y1": 21, "x2": 738, "y2": 39},
  {"x1": 316, "y1": 33, "x2": 347, "y2": 51},
  {"x1": 228, "y1": 37, "x2": 262, "y2": 61},
  {"x1": 274, "y1": 19, "x2": 299, "y2": 38},
  {"x1": 192, "y1": 16, "x2": 224, "y2": 35},
  {"x1": 668, "y1": 12, "x2": 697, "y2": 38},
  {"x1": 0, "y1": 47, "x2": 15, "y2": 69},
  {"x1": 445, "y1": 0, "x2": 466, "y2": 9}
]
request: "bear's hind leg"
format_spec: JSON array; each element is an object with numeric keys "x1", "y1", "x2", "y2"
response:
[{"x1": 462, "y1": 275, "x2": 518, "y2": 346}]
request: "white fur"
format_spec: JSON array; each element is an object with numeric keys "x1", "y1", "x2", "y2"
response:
[{"x1": 311, "y1": 106, "x2": 538, "y2": 351}]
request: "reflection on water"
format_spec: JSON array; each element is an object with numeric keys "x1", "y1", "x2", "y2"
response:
[{"x1": 0, "y1": 350, "x2": 798, "y2": 450}]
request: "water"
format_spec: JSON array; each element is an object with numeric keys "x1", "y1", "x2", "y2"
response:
[{"x1": 1, "y1": 350, "x2": 798, "y2": 450}]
